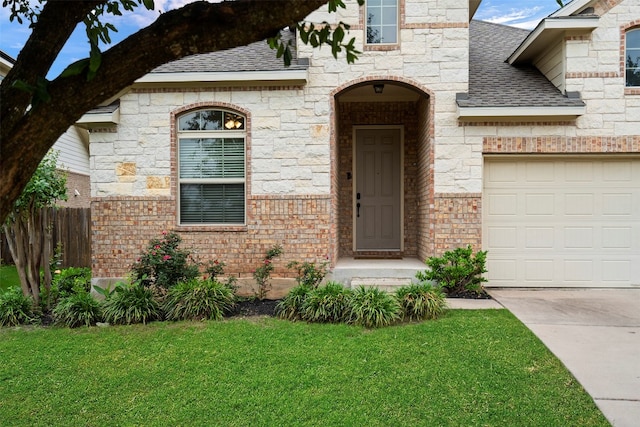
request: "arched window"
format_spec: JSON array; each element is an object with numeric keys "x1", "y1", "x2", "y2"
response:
[
  {"x1": 177, "y1": 109, "x2": 246, "y2": 224},
  {"x1": 626, "y1": 28, "x2": 640, "y2": 87}
]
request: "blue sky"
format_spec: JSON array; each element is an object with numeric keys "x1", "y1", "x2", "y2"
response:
[{"x1": 0, "y1": 0, "x2": 563, "y2": 78}]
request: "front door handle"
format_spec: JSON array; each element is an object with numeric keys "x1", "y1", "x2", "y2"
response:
[{"x1": 357, "y1": 202, "x2": 361, "y2": 218}]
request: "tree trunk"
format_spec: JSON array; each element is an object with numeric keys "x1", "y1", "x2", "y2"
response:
[
  {"x1": 41, "y1": 208, "x2": 53, "y2": 310},
  {"x1": 3, "y1": 222, "x2": 30, "y2": 298}
]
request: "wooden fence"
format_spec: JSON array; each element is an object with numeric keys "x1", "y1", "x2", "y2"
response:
[{"x1": 1, "y1": 207, "x2": 91, "y2": 268}]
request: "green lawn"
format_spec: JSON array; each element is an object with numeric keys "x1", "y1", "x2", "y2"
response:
[
  {"x1": 0, "y1": 263, "x2": 20, "y2": 291},
  {"x1": 0, "y1": 310, "x2": 608, "y2": 426}
]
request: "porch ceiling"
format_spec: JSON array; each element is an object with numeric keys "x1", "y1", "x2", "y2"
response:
[{"x1": 337, "y1": 83, "x2": 421, "y2": 103}]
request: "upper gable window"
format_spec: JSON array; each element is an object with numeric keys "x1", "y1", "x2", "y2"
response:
[
  {"x1": 177, "y1": 109, "x2": 246, "y2": 225},
  {"x1": 366, "y1": 0, "x2": 398, "y2": 45},
  {"x1": 626, "y1": 28, "x2": 640, "y2": 87}
]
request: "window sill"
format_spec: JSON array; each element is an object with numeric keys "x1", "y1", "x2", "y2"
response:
[
  {"x1": 624, "y1": 88, "x2": 640, "y2": 95},
  {"x1": 175, "y1": 225, "x2": 248, "y2": 233},
  {"x1": 364, "y1": 44, "x2": 400, "y2": 51}
]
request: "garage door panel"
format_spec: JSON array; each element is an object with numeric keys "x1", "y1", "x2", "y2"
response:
[
  {"x1": 484, "y1": 158, "x2": 640, "y2": 288},
  {"x1": 564, "y1": 227, "x2": 593, "y2": 249},
  {"x1": 525, "y1": 194, "x2": 555, "y2": 215},
  {"x1": 602, "y1": 260, "x2": 631, "y2": 282},
  {"x1": 525, "y1": 227, "x2": 554, "y2": 248},
  {"x1": 565, "y1": 194, "x2": 594, "y2": 216},
  {"x1": 602, "y1": 227, "x2": 632, "y2": 249}
]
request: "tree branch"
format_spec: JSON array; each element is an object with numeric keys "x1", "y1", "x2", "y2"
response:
[{"x1": 1, "y1": 0, "x2": 335, "y2": 221}]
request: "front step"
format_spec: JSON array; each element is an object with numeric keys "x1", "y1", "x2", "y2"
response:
[
  {"x1": 328, "y1": 257, "x2": 427, "y2": 290},
  {"x1": 350, "y1": 278, "x2": 413, "y2": 292}
]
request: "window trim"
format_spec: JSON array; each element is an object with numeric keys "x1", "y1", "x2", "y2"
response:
[
  {"x1": 176, "y1": 108, "x2": 247, "y2": 226},
  {"x1": 625, "y1": 27, "x2": 640, "y2": 88}
]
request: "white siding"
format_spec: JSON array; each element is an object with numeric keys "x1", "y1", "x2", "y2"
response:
[
  {"x1": 53, "y1": 126, "x2": 90, "y2": 175},
  {"x1": 534, "y1": 39, "x2": 565, "y2": 93}
]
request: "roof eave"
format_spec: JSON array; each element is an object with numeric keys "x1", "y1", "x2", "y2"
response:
[
  {"x1": 135, "y1": 69, "x2": 308, "y2": 85},
  {"x1": 76, "y1": 107, "x2": 120, "y2": 129},
  {"x1": 457, "y1": 105, "x2": 586, "y2": 121},
  {"x1": 507, "y1": 17, "x2": 599, "y2": 65}
]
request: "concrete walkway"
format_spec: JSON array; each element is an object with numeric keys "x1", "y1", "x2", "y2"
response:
[{"x1": 488, "y1": 289, "x2": 640, "y2": 427}]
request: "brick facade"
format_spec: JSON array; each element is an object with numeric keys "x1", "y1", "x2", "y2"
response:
[
  {"x1": 91, "y1": 195, "x2": 331, "y2": 279},
  {"x1": 58, "y1": 171, "x2": 91, "y2": 208}
]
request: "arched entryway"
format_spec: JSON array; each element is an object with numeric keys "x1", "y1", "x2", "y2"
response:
[{"x1": 330, "y1": 78, "x2": 434, "y2": 264}]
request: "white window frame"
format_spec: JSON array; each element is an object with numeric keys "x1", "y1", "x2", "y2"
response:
[
  {"x1": 626, "y1": 28, "x2": 640, "y2": 87},
  {"x1": 176, "y1": 109, "x2": 246, "y2": 225},
  {"x1": 365, "y1": 0, "x2": 399, "y2": 46}
]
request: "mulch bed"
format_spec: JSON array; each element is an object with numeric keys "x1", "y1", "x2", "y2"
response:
[{"x1": 230, "y1": 287, "x2": 492, "y2": 318}]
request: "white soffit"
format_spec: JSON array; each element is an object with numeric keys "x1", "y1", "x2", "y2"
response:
[
  {"x1": 135, "y1": 69, "x2": 308, "y2": 85},
  {"x1": 508, "y1": 17, "x2": 599, "y2": 65},
  {"x1": 457, "y1": 105, "x2": 586, "y2": 120}
]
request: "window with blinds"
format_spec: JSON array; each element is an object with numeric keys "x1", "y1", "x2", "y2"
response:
[{"x1": 177, "y1": 109, "x2": 246, "y2": 224}]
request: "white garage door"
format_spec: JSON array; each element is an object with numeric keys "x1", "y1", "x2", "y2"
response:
[{"x1": 483, "y1": 157, "x2": 640, "y2": 288}]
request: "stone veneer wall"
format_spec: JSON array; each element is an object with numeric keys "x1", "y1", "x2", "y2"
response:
[
  {"x1": 91, "y1": 195, "x2": 331, "y2": 280},
  {"x1": 336, "y1": 101, "x2": 420, "y2": 257}
]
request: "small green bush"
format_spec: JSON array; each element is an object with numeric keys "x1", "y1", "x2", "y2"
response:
[
  {"x1": 417, "y1": 245, "x2": 487, "y2": 295},
  {"x1": 164, "y1": 278, "x2": 236, "y2": 321},
  {"x1": 287, "y1": 260, "x2": 328, "y2": 288},
  {"x1": 348, "y1": 286, "x2": 400, "y2": 328},
  {"x1": 302, "y1": 282, "x2": 351, "y2": 323},
  {"x1": 45, "y1": 267, "x2": 92, "y2": 306},
  {"x1": 0, "y1": 287, "x2": 33, "y2": 327},
  {"x1": 276, "y1": 284, "x2": 311, "y2": 321},
  {"x1": 396, "y1": 283, "x2": 447, "y2": 321},
  {"x1": 53, "y1": 292, "x2": 102, "y2": 328},
  {"x1": 131, "y1": 231, "x2": 199, "y2": 289},
  {"x1": 102, "y1": 283, "x2": 161, "y2": 325}
]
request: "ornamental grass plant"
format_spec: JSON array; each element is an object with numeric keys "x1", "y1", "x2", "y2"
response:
[
  {"x1": 395, "y1": 283, "x2": 448, "y2": 321},
  {"x1": 0, "y1": 287, "x2": 33, "y2": 326},
  {"x1": 53, "y1": 291, "x2": 102, "y2": 328},
  {"x1": 302, "y1": 281, "x2": 352, "y2": 323},
  {"x1": 102, "y1": 283, "x2": 161, "y2": 325},
  {"x1": 163, "y1": 278, "x2": 236, "y2": 321},
  {"x1": 348, "y1": 286, "x2": 400, "y2": 328}
]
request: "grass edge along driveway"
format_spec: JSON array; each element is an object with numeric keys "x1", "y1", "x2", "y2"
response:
[{"x1": 0, "y1": 310, "x2": 608, "y2": 426}]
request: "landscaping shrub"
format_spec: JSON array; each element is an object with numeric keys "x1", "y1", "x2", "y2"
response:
[
  {"x1": 287, "y1": 260, "x2": 328, "y2": 288},
  {"x1": 45, "y1": 267, "x2": 92, "y2": 306},
  {"x1": 131, "y1": 231, "x2": 199, "y2": 289},
  {"x1": 52, "y1": 267, "x2": 92, "y2": 295},
  {"x1": 164, "y1": 278, "x2": 236, "y2": 321},
  {"x1": 276, "y1": 284, "x2": 312, "y2": 321},
  {"x1": 0, "y1": 287, "x2": 33, "y2": 327},
  {"x1": 416, "y1": 245, "x2": 487, "y2": 295},
  {"x1": 102, "y1": 283, "x2": 161, "y2": 325},
  {"x1": 53, "y1": 291, "x2": 102, "y2": 328},
  {"x1": 302, "y1": 282, "x2": 352, "y2": 323},
  {"x1": 348, "y1": 286, "x2": 400, "y2": 328},
  {"x1": 396, "y1": 283, "x2": 448, "y2": 321},
  {"x1": 252, "y1": 244, "x2": 283, "y2": 300}
]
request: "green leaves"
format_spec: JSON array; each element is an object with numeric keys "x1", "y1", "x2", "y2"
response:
[{"x1": 417, "y1": 245, "x2": 488, "y2": 295}]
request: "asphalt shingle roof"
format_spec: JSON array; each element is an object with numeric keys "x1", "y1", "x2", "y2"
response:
[
  {"x1": 459, "y1": 20, "x2": 585, "y2": 108},
  {"x1": 151, "y1": 29, "x2": 307, "y2": 73}
]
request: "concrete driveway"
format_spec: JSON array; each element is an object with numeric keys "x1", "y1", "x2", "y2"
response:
[{"x1": 488, "y1": 289, "x2": 640, "y2": 427}]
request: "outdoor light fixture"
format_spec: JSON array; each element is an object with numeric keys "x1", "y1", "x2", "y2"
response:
[
  {"x1": 224, "y1": 113, "x2": 244, "y2": 129},
  {"x1": 373, "y1": 84, "x2": 384, "y2": 94}
]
